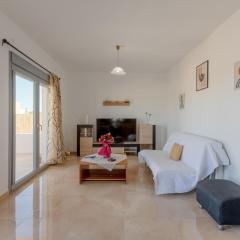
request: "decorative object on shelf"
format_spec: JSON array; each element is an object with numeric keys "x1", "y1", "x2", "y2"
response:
[
  {"x1": 145, "y1": 112, "x2": 152, "y2": 123},
  {"x1": 179, "y1": 93, "x2": 185, "y2": 109},
  {"x1": 196, "y1": 60, "x2": 209, "y2": 91},
  {"x1": 234, "y1": 61, "x2": 240, "y2": 90},
  {"x1": 103, "y1": 99, "x2": 130, "y2": 106},
  {"x1": 97, "y1": 133, "x2": 114, "y2": 158},
  {"x1": 111, "y1": 45, "x2": 126, "y2": 75}
]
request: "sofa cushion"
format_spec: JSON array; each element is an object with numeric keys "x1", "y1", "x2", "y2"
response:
[{"x1": 170, "y1": 143, "x2": 183, "y2": 161}]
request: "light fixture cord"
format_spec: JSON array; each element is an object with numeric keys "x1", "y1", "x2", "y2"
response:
[{"x1": 117, "y1": 46, "x2": 120, "y2": 66}]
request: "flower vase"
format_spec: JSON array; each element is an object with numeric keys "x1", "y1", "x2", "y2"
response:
[{"x1": 97, "y1": 143, "x2": 112, "y2": 158}]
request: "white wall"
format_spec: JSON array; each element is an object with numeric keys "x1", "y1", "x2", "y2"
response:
[
  {"x1": 167, "y1": 10, "x2": 240, "y2": 182},
  {"x1": 62, "y1": 72, "x2": 169, "y2": 152},
  {"x1": 0, "y1": 10, "x2": 64, "y2": 196}
]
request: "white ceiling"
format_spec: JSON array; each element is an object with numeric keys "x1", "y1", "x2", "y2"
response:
[{"x1": 1, "y1": 0, "x2": 240, "y2": 73}]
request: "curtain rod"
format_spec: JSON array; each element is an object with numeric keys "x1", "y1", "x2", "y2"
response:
[{"x1": 2, "y1": 38, "x2": 55, "y2": 76}]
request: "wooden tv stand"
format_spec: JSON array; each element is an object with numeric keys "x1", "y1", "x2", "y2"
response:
[
  {"x1": 77, "y1": 124, "x2": 156, "y2": 156},
  {"x1": 92, "y1": 142, "x2": 140, "y2": 154}
]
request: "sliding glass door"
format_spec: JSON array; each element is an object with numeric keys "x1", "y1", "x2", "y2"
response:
[
  {"x1": 10, "y1": 52, "x2": 49, "y2": 189},
  {"x1": 15, "y1": 74, "x2": 34, "y2": 181}
]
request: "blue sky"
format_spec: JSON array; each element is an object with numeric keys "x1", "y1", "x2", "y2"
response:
[{"x1": 16, "y1": 75, "x2": 33, "y2": 112}]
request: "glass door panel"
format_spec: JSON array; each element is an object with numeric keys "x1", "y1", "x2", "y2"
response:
[
  {"x1": 15, "y1": 74, "x2": 34, "y2": 182},
  {"x1": 39, "y1": 85, "x2": 48, "y2": 166}
]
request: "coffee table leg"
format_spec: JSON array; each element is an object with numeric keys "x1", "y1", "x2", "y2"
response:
[
  {"x1": 125, "y1": 169, "x2": 127, "y2": 183},
  {"x1": 79, "y1": 165, "x2": 83, "y2": 184}
]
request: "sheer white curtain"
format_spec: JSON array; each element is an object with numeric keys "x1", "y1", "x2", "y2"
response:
[{"x1": 47, "y1": 74, "x2": 65, "y2": 164}]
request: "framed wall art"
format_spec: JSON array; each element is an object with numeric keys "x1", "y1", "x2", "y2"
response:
[
  {"x1": 179, "y1": 93, "x2": 185, "y2": 109},
  {"x1": 234, "y1": 61, "x2": 240, "y2": 90},
  {"x1": 196, "y1": 60, "x2": 209, "y2": 91}
]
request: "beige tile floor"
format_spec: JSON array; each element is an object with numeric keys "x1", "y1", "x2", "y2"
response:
[
  {"x1": 15, "y1": 153, "x2": 46, "y2": 181},
  {"x1": 1, "y1": 155, "x2": 240, "y2": 240}
]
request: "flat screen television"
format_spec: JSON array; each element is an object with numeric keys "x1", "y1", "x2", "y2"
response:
[{"x1": 96, "y1": 118, "x2": 137, "y2": 143}]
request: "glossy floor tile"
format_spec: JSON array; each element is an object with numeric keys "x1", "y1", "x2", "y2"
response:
[{"x1": 0, "y1": 155, "x2": 240, "y2": 240}]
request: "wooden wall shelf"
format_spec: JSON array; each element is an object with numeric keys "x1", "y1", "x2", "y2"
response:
[{"x1": 103, "y1": 100, "x2": 130, "y2": 106}]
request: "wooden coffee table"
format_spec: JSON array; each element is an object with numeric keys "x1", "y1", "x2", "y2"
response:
[{"x1": 79, "y1": 154, "x2": 127, "y2": 183}]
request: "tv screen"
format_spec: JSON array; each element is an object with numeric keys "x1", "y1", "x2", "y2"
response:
[{"x1": 97, "y1": 118, "x2": 137, "y2": 143}]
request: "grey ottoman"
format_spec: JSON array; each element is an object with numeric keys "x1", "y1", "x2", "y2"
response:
[{"x1": 196, "y1": 179, "x2": 240, "y2": 230}]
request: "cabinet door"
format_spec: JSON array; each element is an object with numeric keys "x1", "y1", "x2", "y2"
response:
[
  {"x1": 80, "y1": 137, "x2": 93, "y2": 155},
  {"x1": 139, "y1": 124, "x2": 153, "y2": 144}
]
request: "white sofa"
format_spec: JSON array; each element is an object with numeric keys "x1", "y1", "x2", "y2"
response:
[{"x1": 138, "y1": 132, "x2": 230, "y2": 195}]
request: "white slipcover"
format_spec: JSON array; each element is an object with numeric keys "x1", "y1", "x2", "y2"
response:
[{"x1": 139, "y1": 132, "x2": 230, "y2": 195}]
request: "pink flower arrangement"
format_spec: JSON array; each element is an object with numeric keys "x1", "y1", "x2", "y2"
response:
[
  {"x1": 98, "y1": 133, "x2": 114, "y2": 144},
  {"x1": 97, "y1": 133, "x2": 114, "y2": 158}
]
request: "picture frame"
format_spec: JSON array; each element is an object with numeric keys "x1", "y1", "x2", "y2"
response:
[
  {"x1": 196, "y1": 60, "x2": 209, "y2": 91},
  {"x1": 234, "y1": 61, "x2": 240, "y2": 90},
  {"x1": 179, "y1": 93, "x2": 185, "y2": 109}
]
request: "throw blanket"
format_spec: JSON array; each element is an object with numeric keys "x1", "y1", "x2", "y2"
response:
[{"x1": 139, "y1": 132, "x2": 230, "y2": 195}]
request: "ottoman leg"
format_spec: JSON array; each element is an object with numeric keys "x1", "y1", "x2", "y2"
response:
[{"x1": 218, "y1": 225, "x2": 225, "y2": 231}]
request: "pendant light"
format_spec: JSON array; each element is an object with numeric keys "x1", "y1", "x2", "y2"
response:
[{"x1": 111, "y1": 45, "x2": 126, "y2": 75}]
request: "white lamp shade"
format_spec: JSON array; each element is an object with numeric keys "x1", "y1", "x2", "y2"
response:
[{"x1": 111, "y1": 66, "x2": 126, "y2": 75}]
